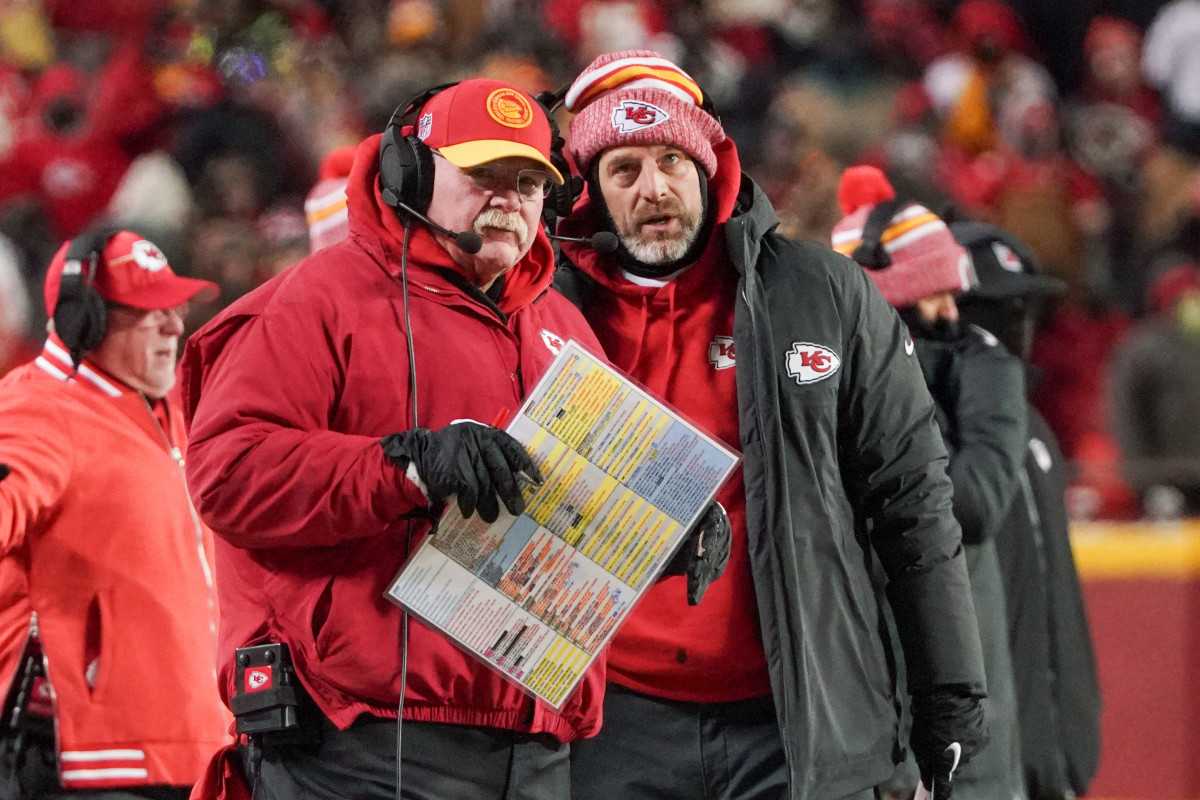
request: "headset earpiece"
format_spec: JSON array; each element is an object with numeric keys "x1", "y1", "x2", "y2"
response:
[
  {"x1": 379, "y1": 83, "x2": 458, "y2": 220},
  {"x1": 379, "y1": 125, "x2": 435, "y2": 217},
  {"x1": 54, "y1": 228, "x2": 114, "y2": 365},
  {"x1": 852, "y1": 197, "x2": 905, "y2": 270},
  {"x1": 535, "y1": 89, "x2": 583, "y2": 233}
]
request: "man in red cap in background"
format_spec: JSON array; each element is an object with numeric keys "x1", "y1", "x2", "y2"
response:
[
  {"x1": 555, "y1": 50, "x2": 989, "y2": 800},
  {"x1": 180, "y1": 78, "x2": 610, "y2": 799},
  {"x1": 0, "y1": 229, "x2": 229, "y2": 799}
]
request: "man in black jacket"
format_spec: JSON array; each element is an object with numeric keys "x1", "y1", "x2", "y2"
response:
[
  {"x1": 554, "y1": 50, "x2": 989, "y2": 800},
  {"x1": 833, "y1": 167, "x2": 1027, "y2": 800},
  {"x1": 952, "y1": 221, "x2": 1103, "y2": 800}
]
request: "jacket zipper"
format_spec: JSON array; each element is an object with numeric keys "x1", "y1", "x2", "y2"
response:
[{"x1": 143, "y1": 398, "x2": 218, "y2": 652}]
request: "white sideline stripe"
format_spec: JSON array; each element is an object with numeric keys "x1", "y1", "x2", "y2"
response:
[
  {"x1": 62, "y1": 767, "x2": 150, "y2": 781},
  {"x1": 61, "y1": 748, "x2": 145, "y2": 762}
]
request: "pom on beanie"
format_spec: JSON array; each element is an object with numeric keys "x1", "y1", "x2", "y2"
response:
[
  {"x1": 831, "y1": 167, "x2": 976, "y2": 308},
  {"x1": 564, "y1": 50, "x2": 725, "y2": 177},
  {"x1": 837, "y1": 165, "x2": 896, "y2": 216}
]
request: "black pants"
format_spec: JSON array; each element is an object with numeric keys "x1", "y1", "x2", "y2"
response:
[
  {"x1": 250, "y1": 715, "x2": 569, "y2": 800},
  {"x1": 571, "y1": 684, "x2": 875, "y2": 800}
]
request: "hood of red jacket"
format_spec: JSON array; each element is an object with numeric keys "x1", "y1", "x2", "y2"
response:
[{"x1": 344, "y1": 133, "x2": 558, "y2": 315}]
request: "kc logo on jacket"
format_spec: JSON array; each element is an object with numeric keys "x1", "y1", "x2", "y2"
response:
[
  {"x1": 785, "y1": 342, "x2": 841, "y2": 384},
  {"x1": 708, "y1": 336, "x2": 736, "y2": 370},
  {"x1": 611, "y1": 100, "x2": 669, "y2": 134},
  {"x1": 540, "y1": 329, "x2": 566, "y2": 355}
]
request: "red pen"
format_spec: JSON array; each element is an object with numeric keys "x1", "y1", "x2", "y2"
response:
[{"x1": 491, "y1": 407, "x2": 510, "y2": 429}]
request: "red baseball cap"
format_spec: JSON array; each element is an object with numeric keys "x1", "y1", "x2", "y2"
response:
[
  {"x1": 44, "y1": 231, "x2": 219, "y2": 315},
  {"x1": 414, "y1": 79, "x2": 563, "y2": 183}
]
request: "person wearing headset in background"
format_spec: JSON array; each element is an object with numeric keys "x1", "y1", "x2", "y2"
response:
[
  {"x1": 181, "y1": 77, "x2": 726, "y2": 800},
  {"x1": 833, "y1": 166, "x2": 1027, "y2": 800},
  {"x1": 553, "y1": 51, "x2": 989, "y2": 800},
  {"x1": 0, "y1": 230, "x2": 229, "y2": 799}
]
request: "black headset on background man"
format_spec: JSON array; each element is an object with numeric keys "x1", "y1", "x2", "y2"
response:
[{"x1": 53, "y1": 228, "x2": 117, "y2": 368}]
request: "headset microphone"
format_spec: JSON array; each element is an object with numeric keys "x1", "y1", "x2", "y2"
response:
[
  {"x1": 382, "y1": 193, "x2": 484, "y2": 255},
  {"x1": 546, "y1": 231, "x2": 619, "y2": 253}
]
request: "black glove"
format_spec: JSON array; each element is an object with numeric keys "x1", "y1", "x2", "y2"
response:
[
  {"x1": 380, "y1": 423, "x2": 543, "y2": 524},
  {"x1": 910, "y1": 688, "x2": 990, "y2": 800},
  {"x1": 662, "y1": 501, "x2": 731, "y2": 605}
]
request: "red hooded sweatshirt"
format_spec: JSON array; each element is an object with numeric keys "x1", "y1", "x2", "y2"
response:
[
  {"x1": 557, "y1": 138, "x2": 772, "y2": 702},
  {"x1": 181, "y1": 135, "x2": 607, "y2": 741}
]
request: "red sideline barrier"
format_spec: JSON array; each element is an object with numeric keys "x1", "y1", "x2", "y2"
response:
[{"x1": 1072, "y1": 522, "x2": 1200, "y2": 800}]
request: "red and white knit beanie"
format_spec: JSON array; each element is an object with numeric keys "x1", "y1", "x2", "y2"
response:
[
  {"x1": 831, "y1": 166, "x2": 976, "y2": 308},
  {"x1": 564, "y1": 50, "x2": 725, "y2": 177}
]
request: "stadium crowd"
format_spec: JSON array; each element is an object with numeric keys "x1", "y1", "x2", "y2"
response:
[{"x1": 0, "y1": 0, "x2": 1193, "y2": 521}]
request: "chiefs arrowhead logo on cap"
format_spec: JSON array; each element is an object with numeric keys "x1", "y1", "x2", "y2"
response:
[
  {"x1": 991, "y1": 241, "x2": 1023, "y2": 273},
  {"x1": 130, "y1": 240, "x2": 169, "y2": 272},
  {"x1": 611, "y1": 100, "x2": 669, "y2": 134}
]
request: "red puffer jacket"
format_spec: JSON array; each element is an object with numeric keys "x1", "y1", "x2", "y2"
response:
[{"x1": 181, "y1": 135, "x2": 606, "y2": 742}]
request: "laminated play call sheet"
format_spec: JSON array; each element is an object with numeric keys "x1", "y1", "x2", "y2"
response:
[{"x1": 385, "y1": 341, "x2": 741, "y2": 708}]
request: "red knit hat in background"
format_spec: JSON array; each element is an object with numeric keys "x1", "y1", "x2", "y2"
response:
[
  {"x1": 564, "y1": 50, "x2": 725, "y2": 176},
  {"x1": 305, "y1": 144, "x2": 357, "y2": 252},
  {"x1": 831, "y1": 166, "x2": 976, "y2": 308}
]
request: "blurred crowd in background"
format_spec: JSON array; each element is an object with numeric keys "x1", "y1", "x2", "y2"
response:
[{"x1": 0, "y1": 0, "x2": 1197, "y2": 524}]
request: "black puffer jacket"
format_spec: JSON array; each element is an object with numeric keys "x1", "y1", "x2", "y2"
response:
[
  {"x1": 997, "y1": 407, "x2": 1102, "y2": 799},
  {"x1": 913, "y1": 328, "x2": 1028, "y2": 800},
  {"x1": 557, "y1": 172, "x2": 987, "y2": 800}
]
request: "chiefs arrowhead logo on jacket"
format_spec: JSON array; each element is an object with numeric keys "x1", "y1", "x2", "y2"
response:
[{"x1": 785, "y1": 342, "x2": 841, "y2": 385}]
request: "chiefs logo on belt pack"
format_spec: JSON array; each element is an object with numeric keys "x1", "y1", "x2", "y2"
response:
[
  {"x1": 540, "y1": 329, "x2": 566, "y2": 355},
  {"x1": 785, "y1": 342, "x2": 841, "y2": 385},
  {"x1": 244, "y1": 666, "x2": 273, "y2": 693},
  {"x1": 708, "y1": 336, "x2": 736, "y2": 370},
  {"x1": 611, "y1": 100, "x2": 669, "y2": 134}
]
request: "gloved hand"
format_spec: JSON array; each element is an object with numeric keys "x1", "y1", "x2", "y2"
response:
[
  {"x1": 910, "y1": 688, "x2": 990, "y2": 800},
  {"x1": 380, "y1": 423, "x2": 543, "y2": 523},
  {"x1": 662, "y1": 501, "x2": 731, "y2": 605}
]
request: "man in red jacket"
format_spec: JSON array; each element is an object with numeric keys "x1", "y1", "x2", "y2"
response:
[
  {"x1": 180, "y1": 79, "x2": 608, "y2": 800},
  {"x1": 0, "y1": 229, "x2": 229, "y2": 799}
]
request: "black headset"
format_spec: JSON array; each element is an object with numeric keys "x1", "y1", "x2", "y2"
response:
[
  {"x1": 53, "y1": 228, "x2": 116, "y2": 366},
  {"x1": 851, "y1": 197, "x2": 905, "y2": 270},
  {"x1": 377, "y1": 82, "x2": 456, "y2": 219},
  {"x1": 377, "y1": 82, "x2": 578, "y2": 231}
]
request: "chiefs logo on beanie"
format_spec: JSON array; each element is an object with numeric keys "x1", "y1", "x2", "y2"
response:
[
  {"x1": 564, "y1": 50, "x2": 725, "y2": 177},
  {"x1": 831, "y1": 166, "x2": 976, "y2": 308}
]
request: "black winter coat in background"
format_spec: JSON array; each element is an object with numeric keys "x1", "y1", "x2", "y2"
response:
[
  {"x1": 997, "y1": 407, "x2": 1102, "y2": 799},
  {"x1": 913, "y1": 328, "x2": 1028, "y2": 800}
]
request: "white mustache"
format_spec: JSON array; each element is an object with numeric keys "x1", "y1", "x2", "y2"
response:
[{"x1": 474, "y1": 209, "x2": 528, "y2": 241}]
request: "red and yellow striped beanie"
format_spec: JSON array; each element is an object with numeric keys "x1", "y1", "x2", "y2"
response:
[
  {"x1": 832, "y1": 166, "x2": 976, "y2": 308},
  {"x1": 564, "y1": 50, "x2": 725, "y2": 177}
]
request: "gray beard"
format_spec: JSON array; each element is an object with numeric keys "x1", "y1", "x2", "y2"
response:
[{"x1": 620, "y1": 213, "x2": 701, "y2": 264}]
